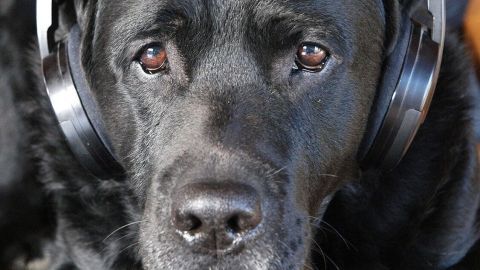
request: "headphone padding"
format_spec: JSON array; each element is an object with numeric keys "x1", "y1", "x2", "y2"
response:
[
  {"x1": 357, "y1": 14, "x2": 413, "y2": 162},
  {"x1": 67, "y1": 25, "x2": 116, "y2": 156}
]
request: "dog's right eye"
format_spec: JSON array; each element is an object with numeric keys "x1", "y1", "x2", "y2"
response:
[
  {"x1": 138, "y1": 44, "x2": 168, "y2": 74},
  {"x1": 294, "y1": 43, "x2": 329, "y2": 73}
]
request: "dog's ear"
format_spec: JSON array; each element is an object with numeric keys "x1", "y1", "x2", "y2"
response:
[
  {"x1": 56, "y1": 0, "x2": 91, "y2": 36},
  {"x1": 72, "y1": 0, "x2": 91, "y2": 30},
  {"x1": 382, "y1": 0, "x2": 402, "y2": 55}
]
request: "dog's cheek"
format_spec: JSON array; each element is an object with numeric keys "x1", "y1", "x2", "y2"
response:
[
  {"x1": 263, "y1": 179, "x2": 319, "y2": 268},
  {"x1": 138, "y1": 178, "x2": 175, "y2": 268}
]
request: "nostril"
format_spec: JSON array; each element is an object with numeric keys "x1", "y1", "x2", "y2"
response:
[
  {"x1": 173, "y1": 212, "x2": 202, "y2": 232},
  {"x1": 226, "y1": 215, "x2": 241, "y2": 234},
  {"x1": 186, "y1": 214, "x2": 202, "y2": 232},
  {"x1": 226, "y1": 211, "x2": 262, "y2": 235},
  {"x1": 171, "y1": 182, "x2": 263, "y2": 251}
]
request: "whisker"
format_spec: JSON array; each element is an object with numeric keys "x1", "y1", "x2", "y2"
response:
[
  {"x1": 319, "y1": 220, "x2": 356, "y2": 251},
  {"x1": 118, "y1": 241, "x2": 140, "y2": 256},
  {"x1": 309, "y1": 215, "x2": 356, "y2": 252},
  {"x1": 268, "y1": 166, "x2": 287, "y2": 177},
  {"x1": 325, "y1": 253, "x2": 340, "y2": 270},
  {"x1": 278, "y1": 239, "x2": 316, "y2": 270},
  {"x1": 278, "y1": 239, "x2": 293, "y2": 253},
  {"x1": 303, "y1": 262, "x2": 314, "y2": 270},
  {"x1": 309, "y1": 236, "x2": 327, "y2": 270},
  {"x1": 306, "y1": 236, "x2": 340, "y2": 270},
  {"x1": 103, "y1": 220, "x2": 145, "y2": 242},
  {"x1": 100, "y1": 231, "x2": 137, "y2": 254},
  {"x1": 318, "y1": 174, "x2": 339, "y2": 179}
]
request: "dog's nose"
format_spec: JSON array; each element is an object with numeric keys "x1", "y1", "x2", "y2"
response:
[{"x1": 171, "y1": 182, "x2": 262, "y2": 252}]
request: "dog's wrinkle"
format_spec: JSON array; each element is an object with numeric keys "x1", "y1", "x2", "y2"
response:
[
  {"x1": 179, "y1": 86, "x2": 293, "y2": 169},
  {"x1": 156, "y1": 149, "x2": 283, "y2": 191},
  {"x1": 202, "y1": 91, "x2": 236, "y2": 141},
  {"x1": 248, "y1": 0, "x2": 351, "y2": 57}
]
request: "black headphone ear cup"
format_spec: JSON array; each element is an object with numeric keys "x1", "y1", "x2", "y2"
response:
[
  {"x1": 67, "y1": 25, "x2": 116, "y2": 155},
  {"x1": 358, "y1": 14, "x2": 413, "y2": 163}
]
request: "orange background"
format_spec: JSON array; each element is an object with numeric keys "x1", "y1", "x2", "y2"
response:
[{"x1": 466, "y1": 0, "x2": 480, "y2": 70}]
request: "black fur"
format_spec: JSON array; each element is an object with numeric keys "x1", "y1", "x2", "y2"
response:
[
  {"x1": 0, "y1": 0, "x2": 479, "y2": 269},
  {"x1": 0, "y1": 1, "x2": 53, "y2": 268}
]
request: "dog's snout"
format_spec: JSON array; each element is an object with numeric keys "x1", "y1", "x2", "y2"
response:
[{"x1": 171, "y1": 182, "x2": 262, "y2": 252}]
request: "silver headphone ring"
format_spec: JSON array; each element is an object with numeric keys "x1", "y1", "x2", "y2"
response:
[
  {"x1": 41, "y1": 41, "x2": 124, "y2": 179},
  {"x1": 362, "y1": 21, "x2": 441, "y2": 170}
]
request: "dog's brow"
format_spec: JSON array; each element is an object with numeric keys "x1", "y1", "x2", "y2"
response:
[
  {"x1": 155, "y1": 0, "x2": 206, "y2": 28},
  {"x1": 251, "y1": 5, "x2": 348, "y2": 56}
]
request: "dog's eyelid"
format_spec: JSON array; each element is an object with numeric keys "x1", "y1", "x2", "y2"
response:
[{"x1": 127, "y1": 37, "x2": 166, "y2": 58}]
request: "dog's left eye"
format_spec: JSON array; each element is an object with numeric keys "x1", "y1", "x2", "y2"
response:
[
  {"x1": 294, "y1": 43, "x2": 329, "y2": 73},
  {"x1": 138, "y1": 44, "x2": 168, "y2": 74}
]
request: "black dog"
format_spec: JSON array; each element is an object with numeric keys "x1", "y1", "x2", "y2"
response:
[{"x1": 1, "y1": 0, "x2": 479, "y2": 269}]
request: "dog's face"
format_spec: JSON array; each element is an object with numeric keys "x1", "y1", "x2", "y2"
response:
[{"x1": 81, "y1": 0, "x2": 387, "y2": 268}]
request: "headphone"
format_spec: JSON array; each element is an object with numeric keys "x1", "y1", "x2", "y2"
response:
[{"x1": 36, "y1": 0, "x2": 445, "y2": 179}]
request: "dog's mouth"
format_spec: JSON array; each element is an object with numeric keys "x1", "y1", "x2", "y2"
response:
[
  {"x1": 125, "y1": 138, "x2": 344, "y2": 270},
  {"x1": 173, "y1": 219, "x2": 266, "y2": 257},
  {"x1": 136, "y1": 164, "x2": 315, "y2": 270}
]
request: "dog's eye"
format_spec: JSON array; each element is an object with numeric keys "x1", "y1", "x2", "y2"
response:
[
  {"x1": 295, "y1": 43, "x2": 329, "y2": 72},
  {"x1": 138, "y1": 44, "x2": 168, "y2": 74}
]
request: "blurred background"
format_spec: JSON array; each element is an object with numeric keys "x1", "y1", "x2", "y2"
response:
[{"x1": 466, "y1": 0, "x2": 480, "y2": 73}]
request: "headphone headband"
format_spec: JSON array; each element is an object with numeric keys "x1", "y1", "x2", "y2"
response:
[
  {"x1": 35, "y1": 0, "x2": 446, "y2": 177},
  {"x1": 36, "y1": 1, "x2": 445, "y2": 62},
  {"x1": 36, "y1": 0, "x2": 124, "y2": 179},
  {"x1": 361, "y1": 0, "x2": 445, "y2": 170},
  {"x1": 36, "y1": 0, "x2": 53, "y2": 60},
  {"x1": 428, "y1": 0, "x2": 446, "y2": 44}
]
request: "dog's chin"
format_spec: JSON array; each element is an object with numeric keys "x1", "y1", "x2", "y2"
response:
[
  {"x1": 140, "y1": 253, "x2": 309, "y2": 270},
  {"x1": 139, "y1": 227, "x2": 310, "y2": 270},
  {"x1": 141, "y1": 259, "x2": 308, "y2": 270}
]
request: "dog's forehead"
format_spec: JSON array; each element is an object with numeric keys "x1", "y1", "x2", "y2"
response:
[{"x1": 94, "y1": 0, "x2": 384, "y2": 45}]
